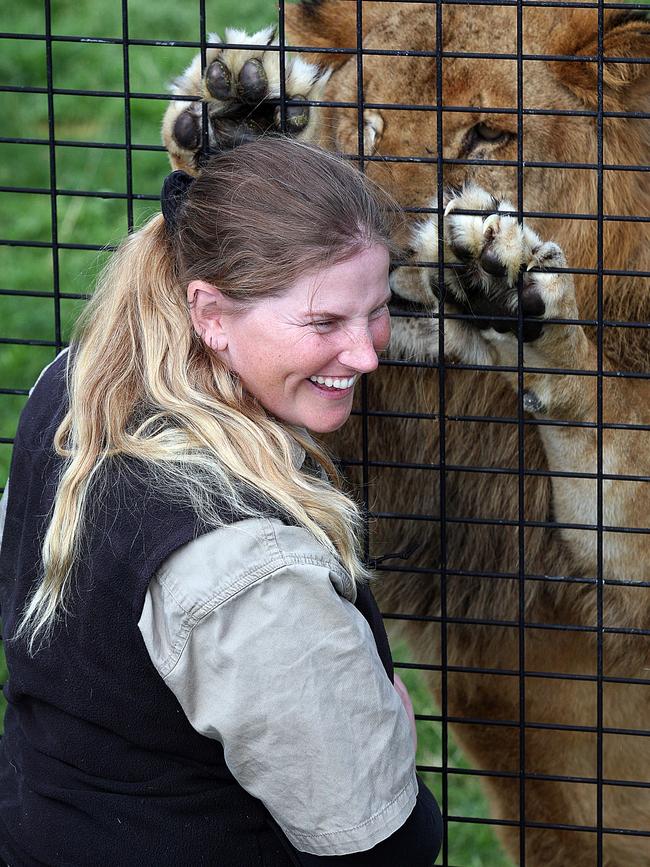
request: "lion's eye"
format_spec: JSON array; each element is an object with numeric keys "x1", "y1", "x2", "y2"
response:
[{"x1": 473, "y1": 122, "x2": 508, "y2": 143}]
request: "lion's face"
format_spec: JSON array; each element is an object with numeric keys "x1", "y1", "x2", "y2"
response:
[
  {"x1": 324, "y1": 5, "x2": 650, "y2": 361},
  {"x1": 333, "y1": 5, "x2": 590, "y2": 203}
]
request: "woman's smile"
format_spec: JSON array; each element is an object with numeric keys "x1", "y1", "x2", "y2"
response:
[
  {"x1": 308, "y1": 374, "x2": 358, "y2": 395},
  {"x1": 211, "y1": 244, "x2": 391, "y2": 433}
]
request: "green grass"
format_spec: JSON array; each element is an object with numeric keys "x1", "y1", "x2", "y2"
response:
[
  {"x1": 0, "y1": 3, "x2": 513, "y2": 863},
  {"x1": 0, "y1": 0, "x2": 277, "y2": 480},
  {"x1": 396, "y1": 643, "x2": 514, "y2": 867}
]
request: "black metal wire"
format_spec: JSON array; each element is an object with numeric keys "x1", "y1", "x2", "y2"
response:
[
  {"x1": 515, "y1": 2, "x2": 526, "y2": 860},
  {"x1": 394, "y1": 661, "x2": 650, "y2": 688},
  {"x1": 120, "y1": 0, "x2": 134, "y2": 232},
  {"x1": 596, "y1": 3, "x2": 605, "y2": 863},
  {"x1": 43, "y1": 0, "x2": 61, "y2": 354},
  {"x1": 354, "y1": 0, "x2": 372, "y2": 568},
  {"x1": 5, "y1": 148, "x2": 650, "y2": 177},
  {"x1": 3, "y1": 3, "x2": 649, "y2": 864},
  {"x1": 371, "y1": 510, "x2": 650, "y2": 536},
  {"x1": 5, "y1": 29, "x2": 650, "y2": 64},
  {"x1": 278, "y1": 0, "x2": 287, "y2": 132},
  {"x1": 8, "y1": 98, "x2": 650, "y2": 122},
  {"x1": 199, "y1": 0, "x2": 208, "y2": 159},
  {"x1": 435, "y1": 2, "x2": 450, "y2": 860}
]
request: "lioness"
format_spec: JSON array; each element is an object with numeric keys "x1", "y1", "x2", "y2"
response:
[{"x1": 162, "y1": 4, "x2": 650, "y2": 864}]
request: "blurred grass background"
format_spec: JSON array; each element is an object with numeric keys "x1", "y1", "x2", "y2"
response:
[{"x1": 0, "y1": 2, "x2": 513, "y2": 863}]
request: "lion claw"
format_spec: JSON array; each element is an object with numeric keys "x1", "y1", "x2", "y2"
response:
[
  {"x1": 482, "y1": 213, "x2": 500, "y2": 238},
  {"x1": 438, "y1": 185, "x2": 568, "y2": 342},
  {"x1": 444, "y1": 199, "x2": 458, "y2": 218}
]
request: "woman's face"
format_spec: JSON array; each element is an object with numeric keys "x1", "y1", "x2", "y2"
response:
[{"x1": 218, "y1": 244, "x2": 391, "y2": 433}]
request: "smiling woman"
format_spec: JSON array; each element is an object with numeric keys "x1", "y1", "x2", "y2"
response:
[
  {"x1": 189, "y1": 244, "x2": 392, "y2": 433},
  {"x1": 0, "y1": 137, "x2": 442, "y2": 867}
]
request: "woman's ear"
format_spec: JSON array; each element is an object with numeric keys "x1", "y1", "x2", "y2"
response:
[{"x1": 187, "y1": 280, "x2": 229, "y2": 352}]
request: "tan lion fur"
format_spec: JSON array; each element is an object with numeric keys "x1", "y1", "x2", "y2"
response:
[{"x1": 163, "y1": 5, "x2": 650, "y2": 863}]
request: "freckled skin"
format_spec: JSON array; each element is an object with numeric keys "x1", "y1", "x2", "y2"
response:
[{"x1": 220, "y1": 245, "x2": 392, "y2": 434}]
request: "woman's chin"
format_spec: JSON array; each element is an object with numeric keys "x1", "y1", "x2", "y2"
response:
[{"x1": 303, "y1": 405, "x2": 354, "y2": 434}]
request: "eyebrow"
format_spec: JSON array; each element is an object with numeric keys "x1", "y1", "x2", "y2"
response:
[{"x1": 305, "y1": 292, "x2": 392, "y2": 320}]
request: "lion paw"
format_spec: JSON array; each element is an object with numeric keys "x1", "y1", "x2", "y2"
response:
[
  {"x1": 442, "y1": 184, "x2": 574, "y2": 343},
  {"x1": 162, "y1": 26, "x2": 331, "y2": 174}
]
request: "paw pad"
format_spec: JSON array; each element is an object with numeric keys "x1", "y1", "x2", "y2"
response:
[
  {"x1": 173, "y1": 111, "x2": 200, "y2": 151},
  {"x1": 479, "y1": 245, "x2": 508, "y2": 279},
  {"x1": 275, "y1": 98, "x2": 310, "y2": 134},
  {"x1": 162, "y1": 28, "x2": 332, "y2": 173},
  {"x1": 205, "y1": 60, "x2": 233, "y2": 100},
  {"x1": 237, "y1": 58, "x2": 268, "y2": 104}
]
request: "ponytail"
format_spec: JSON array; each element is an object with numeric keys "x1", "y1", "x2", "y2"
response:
[{"x1": 17, "y1": 210, "x2": 370, "y2": 652}]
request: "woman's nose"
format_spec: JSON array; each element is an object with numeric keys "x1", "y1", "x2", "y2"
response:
[{"x1": 337, "y1": 329, "x2": 380, "y2": 373}]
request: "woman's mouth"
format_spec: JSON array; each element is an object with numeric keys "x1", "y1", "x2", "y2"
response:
[{"x1": 308, "y1": 375, "x2": 357, "y2": 394}]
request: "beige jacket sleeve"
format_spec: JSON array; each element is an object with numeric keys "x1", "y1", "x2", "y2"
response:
[{"x1": 138, "y1": 517, "x2": 417, "y2": 856}]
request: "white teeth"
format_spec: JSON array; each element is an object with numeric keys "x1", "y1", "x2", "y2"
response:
[{"x1": 309, "y1": 375, "x2": 356, "y2": 390}]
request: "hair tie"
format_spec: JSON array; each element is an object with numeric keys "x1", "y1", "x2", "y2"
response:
[{"x1": 161, "y1": 170, "x2": 195, "y2": 233}]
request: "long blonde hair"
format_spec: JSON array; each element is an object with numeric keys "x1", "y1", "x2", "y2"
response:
[{"x1": 17, "y1": 138, "x2": 402, "y2": 651}]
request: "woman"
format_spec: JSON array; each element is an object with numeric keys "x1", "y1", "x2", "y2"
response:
[{"x1": 0, "y1": 138, "x2": 442, "y2": 866}]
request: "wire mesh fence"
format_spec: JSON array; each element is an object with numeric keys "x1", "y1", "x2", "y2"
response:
[{"x1": 2, "y1": 0, "x2": 650, "y2": 864}]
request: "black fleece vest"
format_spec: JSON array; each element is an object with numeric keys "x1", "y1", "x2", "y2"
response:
[{"x1": 0, "y1": 352, "x2": 393, "y2": 867}]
